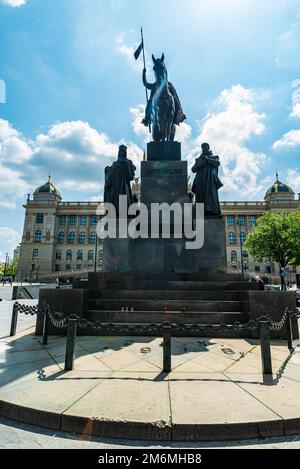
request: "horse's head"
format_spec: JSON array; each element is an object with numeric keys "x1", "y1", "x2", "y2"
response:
[{"x1": 152, "y1": 53, "x2": 167, "y2": 83}]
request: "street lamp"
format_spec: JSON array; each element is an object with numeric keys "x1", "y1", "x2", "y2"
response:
[{"x1": 237, "y1": 219, "x2": 244, "y2": 277}]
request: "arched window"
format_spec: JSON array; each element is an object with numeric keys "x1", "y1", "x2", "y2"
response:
[
  {"x1": 78, "y1": 231, "x2": 86, "y2": 244},
  {"x1": 77, "y1": 250, "x2": 83, "y2": 261},
  {"x1": 57, "y1": 231, "x2": 65, "y2": 244},
  {"x1": 56, "y1": 250, "x2": 62, "y2": 261},
  {"x1": 88, "y1": 250, "x2": 94, "y2": 261},
  {"x1": 26, "y1": 231, "x2": 30, "y2": 241},
  {"x1": 66, "y1": 250, "x2": 72, "y2": 261},
  {"x1": 240, "y1": 232, "x2": 247, "y2": 244},
  {"x1": 231, "y1": 250, "x2": 237, "y2": 263},
  {"x1": 32, "y1": 249, "x2": 39, "y2": 259},
  {"x1": 228, "y1": 232, "x2": 236, "y2": 245},
  {"x1": 34, "y1": 230, "x2": 42, "y2": 242},
  {"x1": 89, "y1": 231, "x2": 96, "y2": 244},
  {"x1": 68, "y1": 231, "x2": 75, "y2": 244}
]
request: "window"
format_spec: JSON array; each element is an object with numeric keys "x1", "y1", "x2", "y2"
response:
[
  {"x1": 55, "y1": 264, "x2": 60, "y2": 272},
  {"x1": 78, "y1": 232, "x2": 86, "y2": 244},
  {"x1": 237, "y1": 215, "x2": 245, "y2": 226},
  {"x1": 32, "y1": 249, "x2": 39, "y2": 259},
  {"x1": 255, "y1": 266, "x2": 261, "y2": 272},
  {"x1": 266, "y1": 266, "x2": 272, "y2": 274},
  {"x1": 56, "y1": 250, "x2": 62, "y2": 261},
  {"x1": 90, "y1": 215, "x2": 97, "y2": 226},
  {"x1": 80, "y1": 215, "x2": 87, "y2": 226},
  {"x1": 231, "y1": 250, "x2": 237, "y2": 263},
  {"x1": 227, "y1": 215, "x2": 235, "y2": 226},
  {"x1": 248, "y1": 215, "x2": 256, "y2": 226},
  {"x1": 88, "y1": 250, "x2": 94, "y2": 261},
  {"x1": 98, "y1": 249, "x2": 103, "y2": 261},
  {"x1": 89, "y1": 231, "x2": 96, "y2": 244},
  {"x1": 66, "y1": 264, "x2": 71, "y2": 271},
  {"x1": 34, "y1": 230, "x2": 42, "y2": 242},
  {"x1": 68, "y1": 231, "x2": 75, "y2": 243},
  {"x1": 31, "y1": 264, "x2": 36, "y2": 272},
  {"x1": 66, "y1": 250, "x2": 72, "y2": 261},
  {"x1": 36, "y1": 213, "x2": 44, "y2": 224},
  {"x1": 69, "y1": 215, "x2": 77, "y2": 226},
  {"x1": 26, "y1": 231, "x2": 30, "y2": 241},
  {"x1": 58, "y1": 231, "x2": 65, "y2": 244},
  {"x1": 228, "y1": 232, "x2": 236, "y2": 244},
  {"x1": 242, "y1": 250, "x2": 248, "y2": 258},
  {"x1": 240, "y1": 232, "x2": 247, "y2": 244},
  {"x1": 46, "y1": 231, "x2": 51, "y2": 242},
  {"x1": 77, "y1": 264, "x2": 82, "y2": 270},
  {"x1": 77, "y1": 250, "x2": 83, "y2": 261},
  {"x1": 59, "y1": 215, "x2": 66, "y2": 226}
]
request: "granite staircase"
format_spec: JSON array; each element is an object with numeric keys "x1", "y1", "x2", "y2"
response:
[{"x1": 80, "y1": 273, "x2": 258, "y2": 337}]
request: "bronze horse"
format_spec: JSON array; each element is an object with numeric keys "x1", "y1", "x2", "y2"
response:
[{"x1": 142, "y1": 54, "x2": 186, "y2": 142}]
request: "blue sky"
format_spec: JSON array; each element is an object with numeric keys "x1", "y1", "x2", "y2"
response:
[{"x1": 0, "y1": 0, "x2": 300, "y2": 260}]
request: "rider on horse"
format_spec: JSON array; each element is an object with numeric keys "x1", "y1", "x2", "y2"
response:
[{"x1": 141, "y1": 54, "x2": 186, "y2": 129}]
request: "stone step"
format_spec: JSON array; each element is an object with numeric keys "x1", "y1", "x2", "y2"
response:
[
  {"x1": 86, "y1": 309, "x2": 247, "y2": 325},
  {"x1": 88, "y1": 289, "x2": 249, "y2": 301},
  {"x1": 87, "y1": 280, "x2": 257, "y2": 291},
  {"x1": 87, "y1": 299, "x2": 247, "y2": 312},
  {"x1": 88, "y1": 272, "x2": 244, "y2": 282}
]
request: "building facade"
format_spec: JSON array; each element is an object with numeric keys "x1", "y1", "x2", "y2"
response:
[
  {"x1": 17, "y1": 173, "x2": 300, "y2": 283},
  {"x1": 17, "y1": 177, "x2": 105, "y2": 281}
]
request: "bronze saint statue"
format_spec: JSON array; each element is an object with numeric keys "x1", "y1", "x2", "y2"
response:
[
  {"x1": 104, "y1": 145, "x2": 136, "y2": 212},
  {"x1": 142, "y1": 54, "x2": 186, "y2": 142},
  {"x1": 191, "y1": 143, "x2": 223, "y2": 216}
]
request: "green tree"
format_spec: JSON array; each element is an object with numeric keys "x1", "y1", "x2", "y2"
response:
[{"x1": 244, "y1": 211, "x2": 300, "y2": 277}]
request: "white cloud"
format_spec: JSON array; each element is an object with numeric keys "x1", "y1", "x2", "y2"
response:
[
  {"x1": 0, "y1": 119, "x2": 143, "y2": 206},
  {"x1": 0, "y1": 227, "x2": 21, "y2": 261},
  {"x1": 287, "y1": 169, "x2": 300, "y2": 193},
  {"x1": 276, "y1": 19, "x2": 300, "y2": 70},
  {"x1": 0, "y1": 0, "x2": 26, "y2": 7},
  {"x1": 0, "y1": 119, "x2": 33, "y2": 164},
  {"x1": 115, "y1": 34, "x2": 140, "y2": 71},
  {"x1": 290, "y1": 79, "x2": 300, "y2": 118},
  {"x1": 190, "y1": 84, "x2": 267, "y2": 198},
  {"x1": 272, "y1": 129, "x2": 300, "y2": 150},
  {"x1": 0, "y1": 165, "x2": 29, "y2": 208}
]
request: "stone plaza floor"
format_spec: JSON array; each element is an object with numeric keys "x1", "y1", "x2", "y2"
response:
[{"x1": 0, "y1": 294, "x2": 300, "y2": 447}]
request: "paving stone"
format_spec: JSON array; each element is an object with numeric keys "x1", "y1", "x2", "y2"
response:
[
  {"x1": 62, "y1": 372, "x2": 171, "y2": 440},
  {"x1": 169, "y1": 372, "x2": 283, "y2": 440}
]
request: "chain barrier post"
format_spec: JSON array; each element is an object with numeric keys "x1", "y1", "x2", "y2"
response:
[
  {"x1": 10, "y1": 302, "x2": 19, "y2": 336},
  {"x1": 64, "y1": 318, "x2": 77, "y2": 371},
  {"x1": 42, "y1": 306, "x2": 50, "y2": 346},
  {"x1": 259, "y1": 320, "x2": 272, "y2": 375},
  {"x1": 163, "y1": 322, "x2": 172, "y2": 372},
  {"x1": 286, "y1": 309, "x2": 294, "y2": 352}
]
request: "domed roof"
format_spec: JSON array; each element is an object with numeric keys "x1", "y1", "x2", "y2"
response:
[
  {"x1": 265, "y1": 172, "x2": 294, "y2": 199},
  {"x1": 34, "y1": 175, "x2": 61, "y2": 198}
]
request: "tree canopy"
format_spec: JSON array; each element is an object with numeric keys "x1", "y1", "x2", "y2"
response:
[{"x1": 244, "y1": 210, "x2": 300, "y2": 268}]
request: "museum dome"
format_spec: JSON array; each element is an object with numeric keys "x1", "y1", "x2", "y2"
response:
[
  {"x1": 34, "y1": 175, "x2": 61, "y2": 199},
  {"x1": 265, "y1": 172, "x2": 294, "y2": 200}
]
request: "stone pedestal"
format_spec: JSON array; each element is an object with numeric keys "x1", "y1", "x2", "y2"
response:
[{"x1": 102, "y1": 140, "x2": 227, "y2": 275}]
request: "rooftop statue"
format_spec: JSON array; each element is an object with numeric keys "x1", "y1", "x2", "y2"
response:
[
  {"x1": 104, "y1": 145, "x2": 136, "y2": 212},
  {"x1": 141, "y1": 54, "x2": 186, "y2": 142},
  {"x1": 191, "y1": 143, "x2": 223, "y2": 217}
]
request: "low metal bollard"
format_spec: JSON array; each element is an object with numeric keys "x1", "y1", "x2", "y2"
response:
[
  {"x1": 286, "y1": 310, "x2": 294, "y2": 352},
  {"x1": 10, "y1": 302, "x2": 19, "y2": 337},
  {"x1": 42, "y1": 306, "x2": 50, "y2": 346},
  {"x1": 64, "y1": 318, "x2": 78, "y2": 371},
  {"x1": 259, "y1": 320, "x2": 272, "y2": 375},
  {"x1": 163, "y1": 323, "x2": 172, "y2": 372}
]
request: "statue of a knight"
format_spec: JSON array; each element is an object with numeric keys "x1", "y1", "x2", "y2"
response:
[{"x1": 141, "y1": 54, "x2": 186, "y2": 128}]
